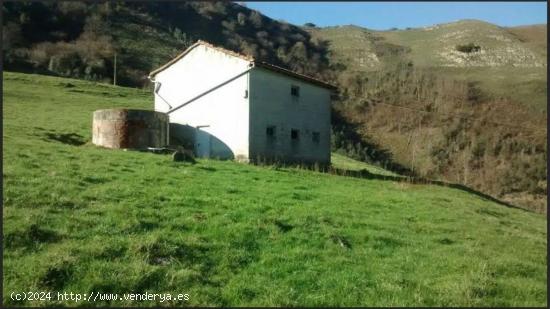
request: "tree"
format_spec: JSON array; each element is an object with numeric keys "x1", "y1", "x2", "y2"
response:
[
  {"x1": 237, "y1": 12, "x2": 246, "y2": 26},
  {"x1": 249, "y1": 10, "x2": 263, "y2": 28}
]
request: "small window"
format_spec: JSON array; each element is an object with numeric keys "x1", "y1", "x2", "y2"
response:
[
  {"x1": 312, "y1": 132, "x2": 320, "y2": 143},
  {"x1": 266, "y1": 126, "x2": 276, "y2": 137},
  {"x1": 291, "y1": 85, "x2": 300, "y2": 97},
  {"x1": 291, "y1": 129, "x2": 299, "y2": 140}
]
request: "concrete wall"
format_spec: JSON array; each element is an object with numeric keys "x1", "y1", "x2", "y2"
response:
[
  {"x1": 248, "y1": 67, "x2": 332, "y2": 164},
  {"x1": 92, "y1": 109, "x2": 168, "y2": 149},
  {"x1": 153, "y1": 45, "x2": 251, "y2": 160}
]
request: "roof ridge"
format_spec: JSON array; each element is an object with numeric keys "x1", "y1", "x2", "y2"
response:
[
  {"x1": 195, "y1": 39, "x2": 256, "y2": 62},
  {"x1": 149, "y1": 40, "x2": 336, "y2": 90}
]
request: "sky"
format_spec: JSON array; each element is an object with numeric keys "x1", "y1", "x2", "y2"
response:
[{"x1": 245, "y1": 2, "x2": 547, "y2": 30}]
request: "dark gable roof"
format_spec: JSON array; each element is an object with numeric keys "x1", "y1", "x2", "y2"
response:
[{"x1": 149, "y1": 40, "x2": 337, "y2": 90}]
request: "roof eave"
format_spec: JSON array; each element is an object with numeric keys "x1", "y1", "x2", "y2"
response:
[{"x1": 253, "y1": 61, "x2": 337, "y2": 91}]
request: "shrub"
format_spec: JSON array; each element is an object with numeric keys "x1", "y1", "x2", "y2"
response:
[
  {"x1": 249, "y1": 10, "x2": 263, "y2": 28},
  {"x1": 221, "y1": 20, "x2": 236, "y2": 31},
  {"x1": 240, "y1": 41, "x2": 259, "y2": 58},
  {"x1": 237, "y1": 12, "x2": 246, "y2": 26},
  {"x1": 289, "y1": 41, "x2": 307, "y2": 61},
  {"x1": 456, "y1": 43, "x2": 481, "y2": 53},
  {"x1": 3, "y1": 22, "x2": 25, "y2": 51}
]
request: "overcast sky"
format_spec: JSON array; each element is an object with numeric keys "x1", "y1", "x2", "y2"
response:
[{"x1": 245, "y1": 2, "x2": 547, "y2": 30}]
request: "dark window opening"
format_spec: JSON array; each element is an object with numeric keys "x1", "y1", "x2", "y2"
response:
[
  {"x1": 291, "y1": 129, "x2": 299, "y2": 140},
  {"x1": 266, "y1": 126, "x2": 276, "y2": 138},
  {"x1": 312, "y1": 132, "x2": 320, "y2": 143},
  {"x1": 291, "y1": 85, "x2": 300, "y2": 97}
]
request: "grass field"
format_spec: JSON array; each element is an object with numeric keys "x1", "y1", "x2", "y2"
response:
[{"x1": 3, "y1": 72, "x2": 547, "y2": 306}]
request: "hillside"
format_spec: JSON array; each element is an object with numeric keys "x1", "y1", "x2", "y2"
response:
[
  {"x1": 2, "y1": 1, "x2": 331, "y2": 87},
  {"x1": 2, "y1": 72, "x2": 547, "y2": 306},
  {"x1": 309, "y1": 20, "x2": 547, "y2": 110},
  {"x1": 2, "y1": 2, "x2": 547, "y2": 211},
  {"x1": 310, "y1": 20, "x2": 547, "y2": 68},
  {"x1": 507, "y1": 24, "x2": 547, "y2": 59},
  {"x1": 309, "y1": 20, "x2": 547, "y2": 212}
]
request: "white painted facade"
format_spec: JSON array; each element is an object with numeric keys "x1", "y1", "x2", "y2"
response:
[{"x1": 150, "y1": 41, "x2": 333, "y2": 164}]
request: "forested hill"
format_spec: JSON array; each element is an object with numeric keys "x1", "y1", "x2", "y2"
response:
[
  {"x1": 2, "y1": 1, "x2": 547, "y2": 212},
  {"x1": 3, "y1": 1, "x2": 333, "y2": 87}
]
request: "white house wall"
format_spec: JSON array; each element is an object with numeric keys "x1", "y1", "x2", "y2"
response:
[
  {"x1": 153, "y1": 45, "x2": 251, "y2": 160},
  {"x1": 248, "y1": 67, "x2": 332, "y2": 164}
]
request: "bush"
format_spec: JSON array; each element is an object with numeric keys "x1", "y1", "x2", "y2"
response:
[
  {"x1": 456, "y1": 43, "x2": 481, "y2": 53},
  {"x1": 221, "y1": 20, "x2": 236, "y2": 31},
  {"x1": 240, "y1": 41, "x2": 259, "y2": 58},
  {"x1": 237, "y1": 12, "x2": 247, "y2": 26},
  {"x1": 249, "y1": 10, "x2": 263, "y2": 28}
]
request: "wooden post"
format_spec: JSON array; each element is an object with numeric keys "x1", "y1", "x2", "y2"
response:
[{"x1": 113, "y1": 52, "x2": 117, "y2": 86}]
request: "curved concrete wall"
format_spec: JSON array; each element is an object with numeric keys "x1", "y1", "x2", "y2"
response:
[{"x1": 92, "y1": 109, "x2": 168, "y2": 149}]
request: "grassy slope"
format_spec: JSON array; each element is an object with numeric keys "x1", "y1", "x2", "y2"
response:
[
  {"x1": 507, "y1": 24, "x2": 548, "y2": 59},
  {"x1": 3, "y1": 72, "x2": 547, "y2": 306},
  {"x1": 311, "y1": 20, "x2": 547, "y2": 111},
  {"x1": 331, "y1": 153, "x2": 397, "y2": 176},
  {"x1": 380, "y1": 20, "x2": 547, "y2": 112},
  {"x1": 378, "y1": 20, "x2": 542, "y2": 66},
  {"x1": 311, "y1": 25, "x2": 383, "y2": 71}
]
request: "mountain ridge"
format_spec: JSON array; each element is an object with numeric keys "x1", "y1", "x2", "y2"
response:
[{"x1": 309, "y1": 19, "x2": 546, "y2": 70}]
